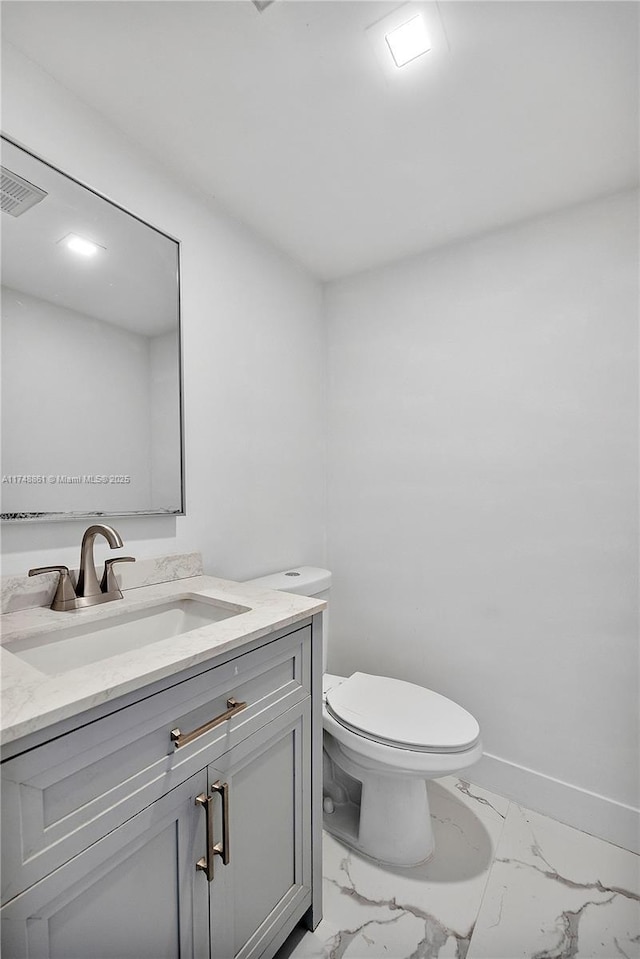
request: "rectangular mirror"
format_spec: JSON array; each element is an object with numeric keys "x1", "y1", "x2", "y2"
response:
[{"x1": 1, "y1": 135, "x2": 184, "y2": 522}]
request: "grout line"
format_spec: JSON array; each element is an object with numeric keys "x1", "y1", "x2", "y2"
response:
[{"x1": 465, "y1": 799, "x2": 513, "y2": 957}]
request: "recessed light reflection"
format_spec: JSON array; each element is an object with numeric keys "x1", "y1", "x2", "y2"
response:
[{"x1": 61, "y1": 233, "x2": 103, "y2": 257}]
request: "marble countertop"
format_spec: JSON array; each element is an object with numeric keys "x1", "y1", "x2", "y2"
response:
[{"x1": 0, "y1": 574, "x2": 324, "y2": 747}]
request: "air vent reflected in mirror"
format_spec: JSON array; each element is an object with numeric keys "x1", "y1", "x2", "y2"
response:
[{"x1": 1, "y1": 166, "x2": 47, "y2": 217}]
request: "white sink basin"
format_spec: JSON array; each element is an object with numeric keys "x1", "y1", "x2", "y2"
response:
[{"x1": 7, "y1": 597, "x2": 252, "y2": 676}]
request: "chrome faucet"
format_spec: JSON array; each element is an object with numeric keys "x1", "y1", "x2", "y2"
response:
[
  {"x1": 29, "y1": 524, "x2": 135, "y2": 611},
  {"x1": 76, "y1": 524, "x2": 124, "y2": 598}
]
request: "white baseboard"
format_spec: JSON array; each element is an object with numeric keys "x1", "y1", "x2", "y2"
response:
[{"x1": 467, "y1": 752, "x2": 640, "y2": 855}]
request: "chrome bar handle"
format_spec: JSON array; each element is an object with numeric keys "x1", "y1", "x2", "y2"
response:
[
  {"x1": 171, "y1": 698, "x2": 248, "y2": 749},
  {"x1": 195, "y1": 793, "x2": 215, "y2": 882},
  {"x1": 212, "y1": 780, "x2": 230, "y2": 865}
]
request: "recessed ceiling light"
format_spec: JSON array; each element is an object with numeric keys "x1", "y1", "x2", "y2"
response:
[
  {"x1": 60, "y1": 233, "x2": 103, "y2": 257},
  {"x1": 365, "y1": 4, "x2": 448, "y2": 82},
  {"x1": 385, "y1": 14, "x2": 431, "y2": 67}
]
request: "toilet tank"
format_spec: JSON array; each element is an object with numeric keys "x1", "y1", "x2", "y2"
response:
[{"x1": 244, "y1": 567, "x2": 331, "y2": 671}]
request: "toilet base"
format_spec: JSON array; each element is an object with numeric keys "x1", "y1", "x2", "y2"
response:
[
  {"x1": 323, "y1": 736, "x2": 434, "y2": 867},
  {"x1": 323, "y1": 782, "x2": 435, "y2": 867}
]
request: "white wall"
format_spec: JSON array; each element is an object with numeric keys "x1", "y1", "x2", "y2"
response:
[
  {"x1": 1, "y1": 286, "x2": 153, "y2": 513},
  {"x1": 149, "y1": 330, "x2": 182, "y2": 510},
  {"x1": 1, "y1": 43, "x2": 325, "y2": 579},
  {"x1": 325, "y1": 191, "x2": 639, "y2": 848}
]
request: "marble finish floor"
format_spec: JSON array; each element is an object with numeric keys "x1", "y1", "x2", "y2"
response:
[{"x1": 276, "y1": 777, "x2": 640, "y2": 959}]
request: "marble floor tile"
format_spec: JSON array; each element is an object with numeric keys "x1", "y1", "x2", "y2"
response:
[
  {"x1": 279, "y1": 777, "x2": 509, "y2": 959},
  {"x1": 276, "y1": 778, "x2": 639, "y2": 959},
  {"x1": 467, "y1": 803, "x2": 640, "y2": 959}
]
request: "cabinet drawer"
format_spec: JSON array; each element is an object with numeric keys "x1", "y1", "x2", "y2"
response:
[{"x1": 1, "y1": 624, "x2": 311, "y2": 904}]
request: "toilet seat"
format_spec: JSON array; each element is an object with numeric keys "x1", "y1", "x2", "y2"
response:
[
  {"x1": 323, "y1": 706, "x2": 483, "y2": 777},
  {"x1": 325, "y1": 671, "x2": 480, "y2": 753}
]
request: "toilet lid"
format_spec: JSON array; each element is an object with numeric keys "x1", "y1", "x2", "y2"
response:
[{"x1": 325, "y1": 672, "x2": 480, "y2": 753}]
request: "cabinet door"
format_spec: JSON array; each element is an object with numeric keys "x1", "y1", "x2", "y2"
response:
[
  {"x1": 1, "y1": 772, "x2": 210, "y2": 959},
  {"x1": 208, "y1": 702, "x2": 312, "y2": 959}
]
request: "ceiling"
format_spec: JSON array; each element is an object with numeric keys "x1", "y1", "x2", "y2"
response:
[{"x1": 1, "y1": 1, "x2": 638, "y2": 280}]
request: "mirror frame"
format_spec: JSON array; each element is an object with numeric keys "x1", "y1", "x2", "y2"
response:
[{"x1": 0, "y1": 133, "x2": 186, "y2": 523}]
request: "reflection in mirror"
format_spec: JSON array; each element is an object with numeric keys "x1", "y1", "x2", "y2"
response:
[{"x1": 1, "y1": 136, "x2": 184, "y2": 521}]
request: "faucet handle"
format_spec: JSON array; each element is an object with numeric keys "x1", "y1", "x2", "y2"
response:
[
  {"x1": 100, "y1": 557, "x2": 136, "y2": 596},
  {"x1": 28, "y1": 566, "x2": 78, "y2": 611}
]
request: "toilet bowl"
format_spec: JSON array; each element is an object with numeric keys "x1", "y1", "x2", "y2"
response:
[
  {"x1": 322, "y1": 671, "x2": 481, "y2": 864},
  {"x1": 245, "y1": 568, "x2": 482, "y2": 866}
]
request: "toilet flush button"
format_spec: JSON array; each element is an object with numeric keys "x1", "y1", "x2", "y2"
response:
[{"x1": 285, "y1": 571, "x2": 300, "y2": 576}]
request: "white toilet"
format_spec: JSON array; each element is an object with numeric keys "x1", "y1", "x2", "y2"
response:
[{"x1": 246, "y1": 567, "x2": 482, "y2": 867}]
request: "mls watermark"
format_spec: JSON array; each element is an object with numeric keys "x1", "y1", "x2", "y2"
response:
[{"x1": 2, "y1": 474, "x2": 132, "y2": 485}]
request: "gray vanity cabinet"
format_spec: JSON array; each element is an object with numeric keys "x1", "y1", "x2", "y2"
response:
[
  {"x1": 1, "y1": 771, "x2": 211, "y2": 959},
  {"x1": 1, "y1": 620, "x2": 321, "y2": 959}
]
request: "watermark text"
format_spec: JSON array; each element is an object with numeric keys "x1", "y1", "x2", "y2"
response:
[{"x1": 2, "y1": 474, "x2": 132, "y2": 485}]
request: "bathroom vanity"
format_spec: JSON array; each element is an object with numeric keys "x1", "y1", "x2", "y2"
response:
[{"x1": 0, "y1": 558, "x2": 324, "y2": 959}]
